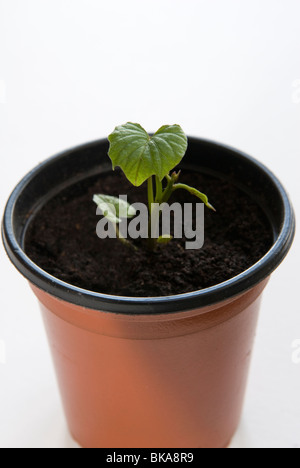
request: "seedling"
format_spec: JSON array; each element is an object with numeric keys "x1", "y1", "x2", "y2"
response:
[{"x1": 94, "y1": 123, "x2": 215, "y2": 250}]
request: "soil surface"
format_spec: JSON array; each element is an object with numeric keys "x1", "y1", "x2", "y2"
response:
[{"x1": 25, "y1": 171, "x2": 273, "y2": 297}]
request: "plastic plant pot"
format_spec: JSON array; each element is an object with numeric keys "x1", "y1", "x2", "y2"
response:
[{"x1": 2, "y1": 137, "x2": 295, "y2": 448}]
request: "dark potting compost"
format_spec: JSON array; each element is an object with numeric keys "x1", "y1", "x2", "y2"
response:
[{"x1": 25, "y1": 170, "x2": 273, "y2": 297}]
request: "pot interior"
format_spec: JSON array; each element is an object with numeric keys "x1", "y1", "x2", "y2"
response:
[{"x1": 2, "y1": 137, "x2": 295, "y2": 313}]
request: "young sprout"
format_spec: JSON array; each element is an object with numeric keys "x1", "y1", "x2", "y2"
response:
[{"x1": 94, "y1": 123, "x2": 215, "y2": 251}]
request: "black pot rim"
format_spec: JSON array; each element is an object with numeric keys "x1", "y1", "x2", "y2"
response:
[{"x1": 2, "y1": 137, "x2": 295, "y2": 315}]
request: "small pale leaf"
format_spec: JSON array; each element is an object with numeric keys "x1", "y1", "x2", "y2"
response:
[{"x1": 93, "y1": 194, "x2": 136, "y2": 224}]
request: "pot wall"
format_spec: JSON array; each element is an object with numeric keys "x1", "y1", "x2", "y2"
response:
[{"x1": 32, "y1": 279, "x2": 268, "y2": 448}]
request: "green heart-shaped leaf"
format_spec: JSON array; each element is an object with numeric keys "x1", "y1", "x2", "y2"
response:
[{"x1": 108, "y1": 122, "x2": 188, "y2": 186}]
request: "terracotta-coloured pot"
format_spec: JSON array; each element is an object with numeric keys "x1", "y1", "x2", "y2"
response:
[
  {"x1": 32, "y1": 280, "x2": 267, "y2": 448},
  {"x1": 2, "y1": 137, "x2": 295, "y2": 448}
]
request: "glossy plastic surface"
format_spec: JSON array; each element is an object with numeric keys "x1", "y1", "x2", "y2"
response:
[{"x1": 33, "y1": 280, "x2": 268, "y2": 448}]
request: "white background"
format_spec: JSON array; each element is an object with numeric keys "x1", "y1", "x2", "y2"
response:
[{"x1": 0, "y1": 0, "x2": 299, "y2": 449}]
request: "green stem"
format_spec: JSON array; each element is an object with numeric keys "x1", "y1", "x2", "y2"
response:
[
  {"x1": 147, "y1": 176, "x2": 154, "y2": 209},
  {"x1": 147, "y1": 177, "x2": 156, "y2": 250},
  {"x1": 172, "y1": 183, "x2": 216, "y2": 211},
  {"x1": 146, "y1": 176, "x2": 174, "y2": 249},
  {"x1": 172, "y1": 183, "x2": 192, "y2": 192},
  {"x1": 155, "y1": 176, "x2": 163, "y2": 202},
  {"x1": 160, "y1": 176, "x2": 175, "y2": 204}
]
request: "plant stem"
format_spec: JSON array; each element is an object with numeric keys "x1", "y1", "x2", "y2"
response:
[
  {"x1": 147, "y1": 176, "x2": 154, "y2": 208},
  {"x1": 146, "y1": 175, "x2": 175, "y2": 249},
  {"x1": 146, "y1": 172, "x2": 214, "y2": 250},
  {"x1": 172, "y1": 183, "x2": 216, "y2": 211},
  {"x1": 172, "y1": 183, "x2": 193, "y2": 192},
  {"x1": 147, "y1": 177, "x2": 156, "y2": 250},
  {"x1": 155, "y1": 176, "x2": 163, "y2": 202},
  {"x1": 160, "y1": 176, "x2": 175, "y2": 204}
]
